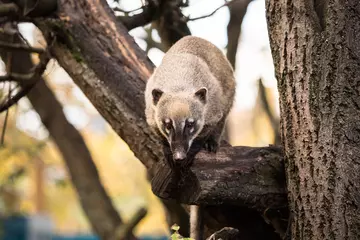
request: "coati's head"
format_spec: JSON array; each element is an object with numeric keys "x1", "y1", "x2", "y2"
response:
[{"x1": 151, "y1": 87, "x2": 207, "y2": 161}]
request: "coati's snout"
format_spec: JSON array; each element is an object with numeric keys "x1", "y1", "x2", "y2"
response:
[
  {"x1": 164, "y1": 117, "x2": 197, "y2": 162},
  {"x1": 168, "y1": 121, "x2": 192, "y2": 161},
  {"x1": 171, "y1": 140, "x2": 189, "y2": 161}
]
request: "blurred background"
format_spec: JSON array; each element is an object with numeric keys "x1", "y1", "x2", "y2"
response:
[{"x1": 0, "y1": 0, "x2": 279, "y2": 239}]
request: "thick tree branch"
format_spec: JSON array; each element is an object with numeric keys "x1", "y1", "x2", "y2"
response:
[
  {"x1": 117, "y1": 1, "x2": 158, "y2": 30},
  {"x1": 151, "y1": 145, "x2": 286, "y2": 210}
]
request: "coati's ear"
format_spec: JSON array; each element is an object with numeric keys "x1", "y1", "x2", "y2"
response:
[
  {"x1": 152, "y1": 88, "x2": 163, "y2": 105},
  {"x1": 195, "y1": 87, "x2": 207, "y2": 104}
]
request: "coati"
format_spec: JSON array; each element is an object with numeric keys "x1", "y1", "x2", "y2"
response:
[
  {"x1": 145, "y1": 36, "x2": 236, "y2": 164},
  {"x1": 145, "y1": 36, "x2": 236, "y2": 240}
]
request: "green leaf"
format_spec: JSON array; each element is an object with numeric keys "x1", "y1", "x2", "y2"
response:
[
  {"x1": 171, "y1": 224, "x2": 180, "y2": 231},
  {"x1": 171, "y1": 233, "x2": 180, "y2": 240}
]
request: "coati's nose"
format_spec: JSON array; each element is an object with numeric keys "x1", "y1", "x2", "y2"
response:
[{"x1": 173, "y1": 151, "x2": 187, "y2": 161}]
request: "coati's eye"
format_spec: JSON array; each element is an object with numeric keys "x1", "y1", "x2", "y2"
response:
[
  {"x1": 163, "y1": 118, "x2": 172, "y2": 133},
  {"x1": 186, "y1": 118, "x2": 195, "y2": 132}
]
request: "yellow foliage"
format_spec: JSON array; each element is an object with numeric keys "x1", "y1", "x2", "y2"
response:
[{"x1": 0, "y1": 107, "x2": 168, "y2": 236}]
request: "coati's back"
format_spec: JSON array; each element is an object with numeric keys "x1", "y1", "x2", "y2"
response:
[
  {"x1": 145, "y1": 36, "x2": 236, "y2": 131},
  {"x1": 164, "y1": 36, "x2": 235, "y2": 113},
  {"x1": 165, "y1": 36, "x2": 235, "y2": 94}
]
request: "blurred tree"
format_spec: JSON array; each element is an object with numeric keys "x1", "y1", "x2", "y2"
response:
[{"x1": 223, "y1": 0, "x2": 252, "y2": 142}]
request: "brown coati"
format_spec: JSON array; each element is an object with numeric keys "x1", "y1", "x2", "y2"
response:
[
  {"x1": 145, "y1": 35, "x2": 236, "y2": 165},
  {"x1": 145, "y1": 36, "x2": 236, "y2": 240}
]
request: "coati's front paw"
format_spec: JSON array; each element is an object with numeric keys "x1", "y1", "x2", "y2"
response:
[{"x1": 204, "y1": 138, "x2": 219, "y2": 153}]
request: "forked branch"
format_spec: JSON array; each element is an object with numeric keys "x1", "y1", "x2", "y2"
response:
[
  {"x1": 187, "y1": 0, "x2": 233, "y2": 21},
  {"x1": 0, "y1": 41, "x2": 45, "y2": 53},
  {"x1": 0, "y1": 45, "x2": 51, "y2": 113}
]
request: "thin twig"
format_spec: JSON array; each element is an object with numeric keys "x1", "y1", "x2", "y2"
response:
[
  {"x1": 143, "y1": 27, "x2": 166, "y2": 53},
  {"x1": 113, "y1": 6, "x2": 144, "y2": 14},
  {"x1": 16, "y1": 31, "x2": 32, "y2": 48},
  {"x1": 0, "y1": 41, "x2": 45, "y2": 53},
  {"x1": 0, "y1": 52, "x2": 51, "y2": 113},
  {"x1": 111, "y1": 207, "x2": 147, "y2": 240},
  {"x1": 117, "y1": 0, "x2": 158, "y2": 30},
  {"x1": 0, "y1": 30, "x2": 14, "y2": 147},
  {"x1": 187, "y1": 0, "x2": 233, "y2": 21},
  {"x1": 0, "y1": 72, "x2": 36, "y2": 83},
  {"x1": 0, "y1": 32, "x2": 55, "y2": 113},
  {"x1": 0, "y1": 83, "x2": 10, "y2": 147}
]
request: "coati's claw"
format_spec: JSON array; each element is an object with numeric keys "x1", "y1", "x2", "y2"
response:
[{"x1": 204, "y1": 138, "x2": 219, "y2": 153}]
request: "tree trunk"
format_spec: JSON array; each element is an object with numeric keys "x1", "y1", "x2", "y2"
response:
[{"x1": 266, "y1": 0, "x2": 360, "y2": 239}]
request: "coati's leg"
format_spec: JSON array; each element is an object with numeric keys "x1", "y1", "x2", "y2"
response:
[
  {"x1": 203, "y1": 117, "x2": 226, "y2": 153},
  {"x1": 190, "y1": 205, "x2": 203, "y2": 240}
]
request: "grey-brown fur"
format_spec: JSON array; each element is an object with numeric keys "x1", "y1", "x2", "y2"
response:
[{"x1": 145, "y1": 36, "x2": 236, "y2": 157}]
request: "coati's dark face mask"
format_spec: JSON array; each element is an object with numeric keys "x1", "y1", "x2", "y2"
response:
[
  {"x1": 151, "y1": 87, "x2": 207, "y2": 162},
  {"x1": 161, "y1": 117, "x2": 200, "y2": 161}
]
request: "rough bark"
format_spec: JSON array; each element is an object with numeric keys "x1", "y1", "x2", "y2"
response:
[
  {"x1": 0, "y1": 33, "x2": 136, "y2": 240},
  {"x1": 266, "y1": 0, "x2": 360, "y2": 239}
]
